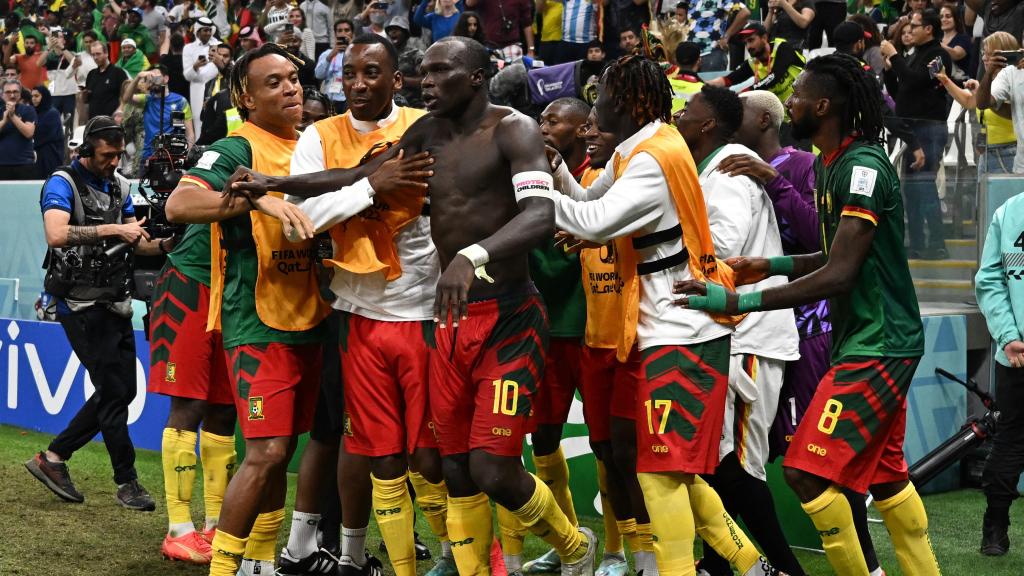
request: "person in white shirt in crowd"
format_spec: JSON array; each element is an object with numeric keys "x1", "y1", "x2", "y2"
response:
[
  {"x1": 302, "y1": 0, "x2": 333, "y2": 56},
  {"x1": 977, "y1": 39, "x2": 1024, "y2": 174},
  {"x1": 139, "y1": 0, "x2": 168, "y2": 49},
  {"x1": 44, "y1": 29, "x2": 79, "y2": 125},
  {"x1": 263, "y1": 0, "x2": 293, "y2": 40},
  {"x1": 289, "y1": 7, "x2": 317, "y2": 60},
  {"x1": 168, "y1": 0, "x2": 207, "y2": 26},
  {"x1": 315, "y1": 18, "x2": 354, "y2": 114},
  {"x1": 182, "y1": 16, "x2": 219, "y2": 136},
  {"x1": 73, "y1": 30, "x2": 98, "y2": 127},
  {"x1": 356, "y1": 0, "x2": 391, "y2": 37}
]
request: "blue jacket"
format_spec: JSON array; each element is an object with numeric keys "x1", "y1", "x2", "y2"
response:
[{"x1": 976, "y1": 193, "x2": 1024, "y2": 367}]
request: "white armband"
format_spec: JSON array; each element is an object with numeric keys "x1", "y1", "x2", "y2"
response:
[
  {"x1": 513, "y1": 170, "x2": 554, "y2": 203},
  {"x1": 457, "y1": 243, "x2": 495, "y2": 284}
]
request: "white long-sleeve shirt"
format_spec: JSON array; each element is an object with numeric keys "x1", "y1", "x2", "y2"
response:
[
  {"x1": 553, "y1": 121, "x2": 732, "y2": 349},
  {"x1": 699, "y1": 143, "x2": 799, "y2": 361},
  {"x1": 288, "y1": 106, "x2": 440, "y2": 321},
  {"x1": 182, "y1": 40, "x2": 219, "y2": 135}
]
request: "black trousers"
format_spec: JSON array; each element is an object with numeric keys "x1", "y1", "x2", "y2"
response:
[
  {"x1": 48, "y1": 305, "x2": 139, "y2": 485},
  {"x1": 983, "y1": 363, "x2": 1024, "y2": 510},
  {"x1": 0, "y1": 163, "x2": 37, "y2": 180},
  {"x1": 807, "y1": 2, "x2": 846, "y2": 50}
]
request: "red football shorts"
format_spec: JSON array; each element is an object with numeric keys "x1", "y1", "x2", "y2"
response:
[
  {"x1": 579, "y1": 346, "x2": 640, "y2": 443},
  {"x1": 429, "y1": 291, "x2": 548, "y2": 457},
  {"x1": 785, "y1": 356, "x2": 919, "y2": 494},
  {"x1": 227, "y1": 342, "x2": 323, "y2": 439},
  {"x1": 148, "y1": 265, "x2": 232, "y2": 405},
  {"x1": 531, "y1": 337, "x2": 583, "y2": 427},
  {"x1": 636, "y1": 336, "x2": 731, "y2": 475},
  {"x1": 339, "y1": 313, "x2": 437, "y2": 456}
]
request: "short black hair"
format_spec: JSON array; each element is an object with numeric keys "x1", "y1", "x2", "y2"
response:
[
  {"x1": 155, "y1": 63, "x2": 169, "y2": 76},
  {"x1": 547, "y1": 97, "x2": 591, "y2": 122},
  {"x1": 350, "y1": 33, "x2": 399, "y2": 70},
  {"x1": 335, "y1": 18, "x2": 354, "y2": 32},
  {"x1": 917, "y1": 8, "x2": 942, "y2": 38},
  {"x1": 620, "y1": 27, "x2": 640, "y2": 38},
  {"x1": 435, "y1": 35, "x2": 490, "y2": 75},
  {"x1": 587, "y1": 39, "x2": 604, "y2": 51},
  {"x1": 170, "y1": 33, "x2": 184, "y2": 51},
  {"x1": 675, "y1": 41, "x2": 701, "y2": 66},
  {"x1": 230, "y1": 43, "x2": 301, "y2": 120},
  {"x1": 699, "y1": 84, "x2": 743, "y2": 137},
  {"x1": 85, "y1": 115, "x2": 124, "y2": 147}
]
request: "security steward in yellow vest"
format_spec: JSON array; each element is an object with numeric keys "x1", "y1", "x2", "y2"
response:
[
  {"x1": 670, "y1": 41, "x2": 705, "y2": 114},
  {"x1": 710, "y1": 22, "x2": 804, "y2": 113}
]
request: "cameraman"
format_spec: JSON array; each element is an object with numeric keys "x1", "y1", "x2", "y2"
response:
[
  {"x1": 314, "y1": 19, "x2": 353, "y2": 114},
  {"x1": 26, "y1": 116, "x2": 162, "y2": 510},
  {"x1": 126, "y1": 64, "x2": 194, "y2": 165}
]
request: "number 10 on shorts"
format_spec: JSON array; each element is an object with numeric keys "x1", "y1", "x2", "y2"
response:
[{"x1": 492, "y1": 379, "x2": 519, "y2": 415}]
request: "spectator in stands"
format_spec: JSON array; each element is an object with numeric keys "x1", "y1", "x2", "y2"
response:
[
  {"x1": 45, "y1": 30, "x2": 79, "y2": 123},
  {"x1": 938, "y1": 31, "x2": 1018, "y2": 174},
  {"x1": 536, "y1": 0, "x2": 563, "y2": 64},
  {"x1": 977, "y1": 31, "x2": 1024, "y2": 174},
  {"x1": 465, "y1": 0, "x2": 535, "y2": 59},
  {"x1": 289, "y1": 7, "x2": 317, "y2": 59},
  {"x1": 163, "y1": 34, "x2": 190, "y2": 102},
  {"x1": 891, "y1": 17, "x2": 916, "y2": 57},
  {"x1": 7, "y1": 35, "x2": 47, "y2": 91},
  {"x1": 686, "y1": 0, "x2": 750, "y2": 71},
  {"x1": 881, "y1": 8, "x2": 951, "y2": 259},
  {"x1": 386, "y1": 16, "x2": 425, "y2": 108},
  {"x1": 765, "y1": 0, "x2": 814, "y2": 50},
  {"x1": 807, "y1": 0, "x2": 845, "y2": 49},
  {"x1": 709, "y1": 23, "x2": 804, "y2": 121},
  {"x1": 619, "y1": 27, "x2": 640, "y2": 53},
  {"x1": 168, "y1": 0, "x2": 207, "y2": 27},
  {"x1": 356, "y1": 0, "x2": 391, "y2": 37},
  {"x1": 315, "y1": 19, "x2": 353, "y2": 114},
  {"x1": 118, "y1": 8, "x2": 157, "y2": 60},
  {"x1": 966, "y1": 0, "x2": 1024, "y2": 72},
  {"x1": 127, "y1": 65, "x2": 193, "y2": 164},
  {"x1": 118, "y1": 77, "x2": 146, "y2": 177},
  {"x1": 0, "y1": 79, "x2": 36, "y2": 180},
  {"x1": 140, "y1": 0, "x2": 168, "y2": 49},
  {"x1": 116, "y1": 38, "x2": 151, "y2": 78},
  {"x1": 196, "y1": 47, "x2": 238, "y2": 145},
  {"x1": 206, "y1": 43, "x2": 233, "y2": 97},
  {"x1": 453, "y1": 10, "x2": 486, "y2": 44},
  {"x1": 938, "y1": 3, "x2": 971, "y2": 79},
  {"x1": 31, "y1": 85, "x2": 63, "y2": 178},
  {"x1": 236, "y1": 24, "x2": 264, "y2": 56},
  {"x1": 550, "y1": 0, "x2": 600, "y2": 64},
  {"x1": 414, "y1": 0, "x2": 462, "y2": 43},
  {"x1": 84, "y1": 41, "x2": 128, "y2": 119},
  {"x1": 301, "y1": 0, "x2": 333, "y2": 55},
  {"x1": 848, "y1": 13, "x2": 885, "y2": 79},
  {"x1": 282, "y1": 28, "x2": 318, "y2": 86},
  {"x1": 182, "y1": 18, "x2": 219, "y2": 136},
  {"x1": 617, "y1": 0, "x2": 652, "y2": 35},
  {"x1": 2, "y1": 68, "x2": 15, "y2": 82},
  {"x1": 299, "y1": 87, "x2": 333, "y2": 131},
  {"x1": 670, "y1": 41, "x2": 703, "y2": 113}
]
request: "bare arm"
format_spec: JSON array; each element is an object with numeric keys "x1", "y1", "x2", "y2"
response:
[
  {"x1": 777, "y1": 0, "x2": 814, "y2": 28},
  {"x1": 43, "y1": 210, "x2": 152, "y2": 247},
  {"x1": 976, "y1": 57, "x2": 1014, "y2": 118},
  {"x1": 938, "y1": 73, "x2": 977, "y2": 109},
  {"x1": 9, "y1": 109, "x2": 33, "y2": 138},
  {"x1": 165, "y1": 183, "x2": 254, "y2": 224},
  {"x1": 964, "y1": 0, "x2": 984, "y2": 13}
]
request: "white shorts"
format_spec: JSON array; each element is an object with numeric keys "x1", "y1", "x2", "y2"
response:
[{"x1": 719, "y1": 353, "x2": 786, "y2": 481}]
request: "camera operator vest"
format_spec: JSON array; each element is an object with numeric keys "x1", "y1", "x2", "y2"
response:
[{"x1": 42, "y1": 164, "x2": 134, "y2": 308}]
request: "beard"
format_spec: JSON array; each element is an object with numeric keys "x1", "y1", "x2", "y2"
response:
[{"x1": 789, "y1": 112, "x2": 819, "y2": 141}]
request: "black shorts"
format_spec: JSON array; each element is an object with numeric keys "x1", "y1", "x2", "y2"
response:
[{"x1": 310, "y1": 311, "x2": 344, "y2": 442}]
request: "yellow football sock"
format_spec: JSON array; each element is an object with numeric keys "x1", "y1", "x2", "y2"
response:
[
  {"x1": 199, "y1": 429, "x2": 236, "y2": 528},
  {"x1": 447, "y1": 492, "x2": 494, "y2": 576},
  {"x1": 534, "y1": 447, "x2": 579, "y2": 527},
  {"x1": 496, "y1": 504, "x2": 527, "y2": 571},
  {"x1": 597, "y1": 460, "x2": 623, "y2": 554},
  {"x1": 244, "y1": 508, "x2": 284, "y2": 562},
  {"x1": 410, "y1": 472, "x2": 450, "y2": 546},
  {"x1": 209, "y1": 529, "x2": 247, "y2": 576},
  {"x1": 801, "y1": 486, "x2": 869, "y2": 576},
  {"x1": 162, "y1": 428, "x2": 197, "y2": 531},
  {"x1": 372, "y1": 473, "x2": 416, "y2": 576},
  {"x1": 875, "y1": 483, "x2": 940, "y2": 576},
  {"x1": 637, "y1": 472, "x2": 696, "y2": 576},
  {"x1": 510, "y1": 474, "x2": 586, "y2": 563},
  {"x1": 617, "y1": 518, "x2": 641, "y2": 553},
  {"x1": 688, "y1": 475, "x2": 761, "y2": 573},
  {"x1": 636, "y1": 522, "x2": 655, "y2": 553}
]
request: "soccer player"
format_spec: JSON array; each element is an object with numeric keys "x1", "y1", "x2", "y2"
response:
[
  {"x1": 498, "y1": 96, "x2": 591, "y2": 576},
  {"x1": 548, "y1": 54, "x2": 779, "y2": 576},
  {"x1": 674, "y1": 53, "x2": 942, "y2": 576},
  {"x1": 149, "y1": 223, "x2": 238, "y2": 564},
  {"x1": 673, "y1": 85, "x2": 803, "y2": 576},
  {"x1": 165, "y1": 44, "x2": 331, "y2": 576}
]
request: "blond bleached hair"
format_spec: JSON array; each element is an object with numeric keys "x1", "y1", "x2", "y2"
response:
[
  {"x1": 739, "y1": 90, "x2": 785, "y2": 132},
  {"x1": 983, "y1": 31, "x2": 1020, "y2": 55}
]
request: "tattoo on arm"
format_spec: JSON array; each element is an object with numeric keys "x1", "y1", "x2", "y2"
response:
[{"x1": 67, "y1": 225, "x2": 100, "y2": 245}]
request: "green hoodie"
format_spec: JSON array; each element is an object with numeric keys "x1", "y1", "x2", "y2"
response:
[
  {"x1": 117, "y1": 48, "x2": 149, "y2": 77},
  {"x1": 976, "y1": 193, "x2": 1024, "y2": 367}
]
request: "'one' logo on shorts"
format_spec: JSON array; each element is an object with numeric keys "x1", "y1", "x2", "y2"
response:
[
  {"x1": 166, "y1": 363, "x2": 176, "y2": 383},
  {"x1": 343, "y1": 413, "x2": 353, "y2": 437},
  {"x1": 249, "y1": 397, "x2": 265, "y2": 421}
]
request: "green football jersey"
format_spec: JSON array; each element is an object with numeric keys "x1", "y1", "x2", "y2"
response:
[
  {"x1": 815, "y1": 141, "x2": 924, "y2": 361},
  {"x1": 184, "y1": 136, "x2": 325, "y2": 348},
  {"x1": 529, "y1": 239, "x2": 586, "y2": 338},
  {"x1": 166, "y1": 224, "x2": 212, "y2": 286}
]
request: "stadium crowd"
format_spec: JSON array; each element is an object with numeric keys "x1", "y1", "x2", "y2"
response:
[{"x1": 14, "y1": 0, "x2": 1024, "y2": 575}]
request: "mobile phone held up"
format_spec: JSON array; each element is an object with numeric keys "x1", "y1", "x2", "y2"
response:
[
  {"x1": 927, "y1": 57, "x2": 944, "y2": 79},
  {"x1": 996, "y1": 49, "x2": 1024, "y2": 66}
]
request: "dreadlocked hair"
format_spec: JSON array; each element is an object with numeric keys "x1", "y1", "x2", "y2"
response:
[
  {"x1": 803, "y1": 53, "x2": 885, "y2": 143},
  {"x1": 601, "y1": 54, "x2": 673, "y2": 127},
  {"x1": 230, "y1": 43, "x2": 303, "y2": 121}
]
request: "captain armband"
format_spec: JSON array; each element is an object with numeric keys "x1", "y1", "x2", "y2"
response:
[{"x1": 513, "y1": 171, "x2": 554, "y2": 203}]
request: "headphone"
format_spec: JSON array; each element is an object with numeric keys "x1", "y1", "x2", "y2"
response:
[{"x1": 78, "y1": 116, "x2": 125, "y2": 158}]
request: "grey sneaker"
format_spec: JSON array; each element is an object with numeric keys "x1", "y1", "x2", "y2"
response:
[
  {"x1": 561, "y1": 527, "x2": 598, "y2": 576},
  {"x1": 25, "y1": 452, "x2": 83, "y2": 503},
  {"x1": 523, "y1": 548, "x2": 561, "y2": 574},
  {"x1": 116, "y1": 479, "x2": 156, "y2": 511},
  {"x1": 595, "y1": 553, "x2": 628, "y2": 576}
]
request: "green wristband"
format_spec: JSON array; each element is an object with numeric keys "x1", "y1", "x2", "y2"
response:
[
  {"x1": 737, "y1": 291, "x2": 763, "y2": 313},
  {"x1": 687, "y1": 295, "x2": 709, "y2": 310},
  {"x1": 686, "y1": 283, "x2": 729, "y2": 313},
  {"x1": 767, "y1": 256, "x2": 795, "y2": 276}
]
